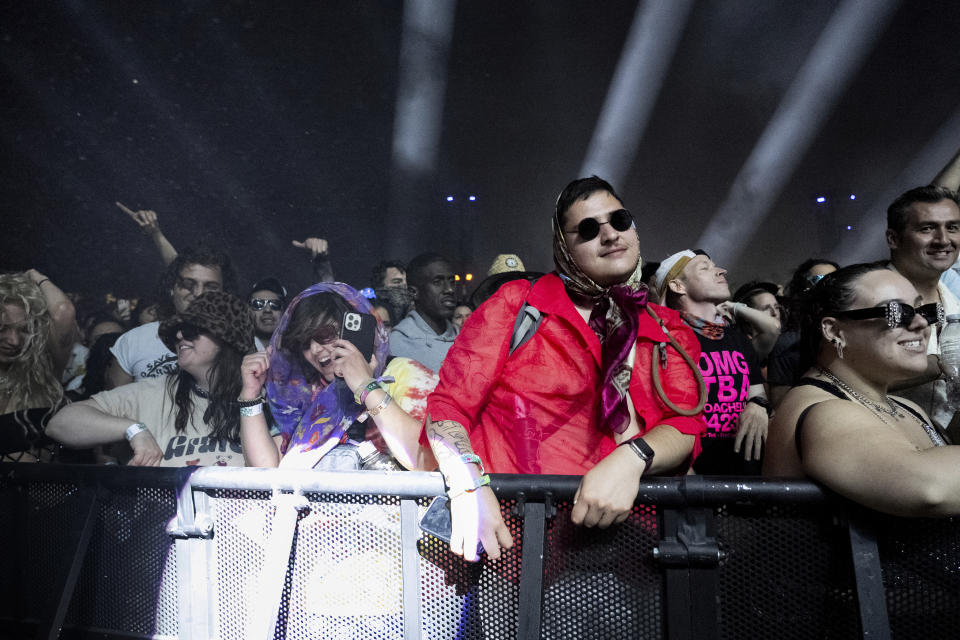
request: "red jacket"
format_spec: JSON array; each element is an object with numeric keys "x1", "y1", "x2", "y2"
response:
[{"x1": 426, "y1": 273, "x2": 704, "y2": 474}]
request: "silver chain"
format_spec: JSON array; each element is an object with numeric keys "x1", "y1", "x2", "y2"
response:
[{"x1": 817, "y1": 366, "x2": 946, "y2": 447}]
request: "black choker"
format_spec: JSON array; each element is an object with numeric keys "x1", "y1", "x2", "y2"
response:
[{"x1": 192, "y1": 384, "x2": 210, "y2": 399}]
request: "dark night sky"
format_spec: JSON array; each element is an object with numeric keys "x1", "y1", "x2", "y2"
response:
[{"x1": 3, "y1": 1, "x2": 960, "y2": 300}]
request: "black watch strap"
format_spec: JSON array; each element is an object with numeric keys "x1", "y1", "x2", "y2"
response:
[
  {"x1": 747, "y1": 396, "x2": 772, "y2": 416},
  {"x1": 619, "y1": 435, "x2": 654, "y2": 474}
]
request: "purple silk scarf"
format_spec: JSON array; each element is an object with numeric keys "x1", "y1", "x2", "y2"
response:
[
  {"x1": 551, "y1": 214, "x2": 646, "y2": 434},
  {"x1": 266, "y1": 282, "x2": 389, "y2": 459},
  {"x1": 589, "y1": 284, "x2": 649, "y2": 434}
]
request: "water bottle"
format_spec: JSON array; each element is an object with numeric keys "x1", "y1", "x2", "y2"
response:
[
  {"x1": 939, "y1": 314, "x2": 960, "y2": 409},
  {"x1": 357, "y1": 440, "x2": 401, "y2": 471}
]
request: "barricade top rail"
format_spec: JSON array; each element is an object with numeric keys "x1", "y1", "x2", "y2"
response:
[{"x1": 0, "y1": 462, "x2": 830, "y2": 505}]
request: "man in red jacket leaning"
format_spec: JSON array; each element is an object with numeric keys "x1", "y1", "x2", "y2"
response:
[{"x1": 424, "y1": 176, "x2": 706, "y2": 562}]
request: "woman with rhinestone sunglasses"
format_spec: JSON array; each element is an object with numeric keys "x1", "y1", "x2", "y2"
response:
[{"x1": 763, "y1": 262, "x2": 960, "y2": 515}]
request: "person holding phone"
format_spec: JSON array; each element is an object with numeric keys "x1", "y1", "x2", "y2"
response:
[{"x1": 239, "y1": 282, "x2": 436, "y2": 471}]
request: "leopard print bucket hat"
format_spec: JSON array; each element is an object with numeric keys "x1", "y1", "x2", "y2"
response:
[{"x1": 158, "y1": 290, "x2": 254, "y2": 355}]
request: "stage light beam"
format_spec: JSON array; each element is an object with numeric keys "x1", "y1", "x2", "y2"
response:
[
  {"x1": 579, "y1": 0, "x2": 695, "y2": 188},
  {"x1": 694, "y1": 0, "x2": 900, "y2": 267}
]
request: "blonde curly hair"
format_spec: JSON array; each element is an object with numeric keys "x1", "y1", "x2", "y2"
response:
[{"x1": 0, "y1": 273, "x2": 64, "y2": 413}]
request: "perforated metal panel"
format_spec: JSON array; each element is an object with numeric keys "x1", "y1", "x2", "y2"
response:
[
  {"x1": 417, "y1": 497, "x2": 522, "y2": 640},
  {"x1": 715, "y1": 503, "x2": 860, "y2": 639},
  {"x1": 541, "y1": 501, "x2": 662, "y2": 640},
  {"x1": 19, "y1": 481, "x2": 86, "y2": 623},
  {"x1": 68, "y1": 485, "x2": 180, "y2": 636},
  {"x1": 211, "y1": 489, "x2": 406, "y2": 640},
  {"x1": 876, "y1": 516, "x2": 960, "y2": 639}
]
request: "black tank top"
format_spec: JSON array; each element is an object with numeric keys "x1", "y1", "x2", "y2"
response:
[{"x1": 793, "y1": 377, "x2": 939, "y2": 459}]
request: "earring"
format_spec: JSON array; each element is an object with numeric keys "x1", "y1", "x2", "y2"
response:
[{"x1": 833, "y1": 338, "x2": 844, "y2": 360}]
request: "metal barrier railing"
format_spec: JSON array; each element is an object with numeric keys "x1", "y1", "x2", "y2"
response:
[{"x1": 1, "y1": 463, "x2": 958, "y2": 640}]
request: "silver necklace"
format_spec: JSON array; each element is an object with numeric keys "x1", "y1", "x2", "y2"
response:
[
  {"x1": 818, "y1": 367, "x2": 902, "y2": 419},
  {"x1": 817, "y1": 367, "x2": 946, "y2": 447}
]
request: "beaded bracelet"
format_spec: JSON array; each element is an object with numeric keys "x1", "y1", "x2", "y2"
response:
[
  {"x1": 237, "y1": 391, "x2": 266, "y2": 407},
  {"x1": 447, "y1": 474, "x2": 491, "y2": 499}
]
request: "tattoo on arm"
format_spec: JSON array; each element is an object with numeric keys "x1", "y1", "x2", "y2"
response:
[{"x1": 426, "y1": 417, "x2": 474, "y2": 465}]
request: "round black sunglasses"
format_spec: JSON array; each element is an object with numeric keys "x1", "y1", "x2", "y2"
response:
[{"x1": 564, "y1": 208, "x2": 634, "y2": 241}]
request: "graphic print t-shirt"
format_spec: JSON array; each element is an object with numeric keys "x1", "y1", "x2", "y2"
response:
[
  {"x1": 91, "y1": 376, "x2": 243, "y2": 467},
  {"x1": 110, "y1": 321, "x2": 178, "y2": 380},
  {"x1": 690, "y1": 323, "x2": 764, "y2": 475}
]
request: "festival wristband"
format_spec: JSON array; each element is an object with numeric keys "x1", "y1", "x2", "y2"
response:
[
  {"x1": 240, "y1": 403, "x2": 264, "y2": 417},
  {"x1": 447, "y1": 474, "x2": 491, "y2": 499},
  {"x1": 353, "y1": 378, "x2": 377, "y2": 404},
  {"x1": 458, "y1": 453, "x2": 486, "y2": 476},
  {"x1": 124, "y1": 423, "x2": 148, "y2": 442}
]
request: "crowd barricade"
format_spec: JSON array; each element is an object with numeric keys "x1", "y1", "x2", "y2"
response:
[{"x1": 1, "y1": 462, "x2": 958, "y2": 639}]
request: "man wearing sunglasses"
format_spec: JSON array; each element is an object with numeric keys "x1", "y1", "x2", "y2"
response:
[
  {"x1": 247, "y1": 277, "x2": 288, "y2": 351},
  {"x1": 108, "y1": 246, "x2": 237, "y2": 388},
  {"x1": 424, "y1": 176, "x2": 705, "y2": 563},
  {"x1": 886, "y1": 185, "x2": 960, "y2": 437}
]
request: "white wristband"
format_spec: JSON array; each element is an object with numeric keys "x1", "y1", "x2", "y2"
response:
[
  {"x1": 240, "y1": 403, "x2": 264, "y2": 417},
  {"x1": 125, "y1": 422, "x2": 148, "y2": 442}
]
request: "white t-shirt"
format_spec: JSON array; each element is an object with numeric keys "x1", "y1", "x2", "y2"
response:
[
  {"x1": 895, "y1": 282, "x2": 960, "y2": 430},
  {"x1": 110, "y1": 321, "x2": 178, "y2": 381},
  {"x1": 62, "y1": 342, "x2": 89, "y2": 383},
  {"x1": 90, "y1": 375, "x2": 244, "y2": 467}
]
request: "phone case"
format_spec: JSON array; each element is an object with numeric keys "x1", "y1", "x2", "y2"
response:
[
  {"x1": 418, "y1": 495, "x2": 485, "y2": 555},
  {"x1": 339, "y1": 311, "x2": 377, "y2": 362}
]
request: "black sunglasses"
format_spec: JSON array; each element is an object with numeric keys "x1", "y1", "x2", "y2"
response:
[
  {"x1": 835, "y1": 301, "x2": 944, "y2": 329},
  {"x1": 564, "y1": 208, "x2": 634, "y2": 241},
  {"x1": 250, "y1": 298, "x2": 282, "y2": 311},
  {"x1": 176, "y1": 323, "x2": 206, "y2": 341}
]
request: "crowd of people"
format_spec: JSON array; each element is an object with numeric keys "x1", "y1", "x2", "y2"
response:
[{"x1": 3, "y1": 147, "x2": 960, "y2": 560}]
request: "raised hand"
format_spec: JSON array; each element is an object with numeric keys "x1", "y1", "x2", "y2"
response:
[
  {"x1": 116, "y1": 201, "x2": 164, "y2": 235},
  {"x1": 291, "y1": 237, "x2": 329, "y2": 259}
]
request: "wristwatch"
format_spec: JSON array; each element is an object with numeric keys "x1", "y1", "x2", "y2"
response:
[{"x1": 618, "y1": 435, "x2": 654, "y2": 474}]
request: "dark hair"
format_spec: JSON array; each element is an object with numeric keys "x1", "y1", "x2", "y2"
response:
[
  {"x1": 785, "y1": 259, "x2": 840, "y2": 299},
  {"x1": 887, "y1": 185, "x2": 960, "y2": 233},
  {"x1": 371, "y1": 260, "x2": 406, "y2": 289},
  {"x1": 167, "y1": 335, "x2": 245, "y2": 442},
  {"x1": 280, "y1": 292, "x2": 352, "y2": 385},
  {"x1": 781, "y1": 258, "x2": 841, "y2": 331},
  {"x1": 79, "y1": 332, "x2": 122, "y2": 398},
  {"x1": 83, "y1": 311, "x2": 127, "y2": 336},
  {"x1": 640, "y1": 260, "x2": 660, "y2": 285},
  {"x1": 406, "y1": 252, "x2": 452, "y2": 289},
  {"x1": 797, "y1": 261, "x2": 889, "y2": 371},
  {"x1": 555, "y1": 175, "x2": 622, "y2": 227},
  {"x1": 158, "y1": 246, "x2": 238, "y2": 318}
]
